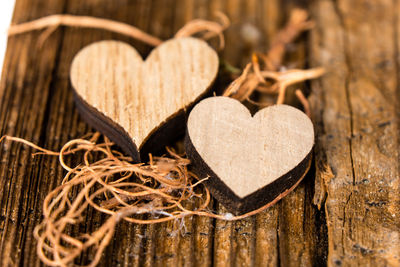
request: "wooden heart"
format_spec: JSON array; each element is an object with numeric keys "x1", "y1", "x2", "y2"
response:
[
  {"x1": 70, "y1": 37, "x2": 218, "y2": 162},
  {"x1": 185, "y1": 96, "x2": 314, "y2": 214}
]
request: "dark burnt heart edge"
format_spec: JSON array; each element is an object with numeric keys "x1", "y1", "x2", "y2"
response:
[
  {"x1": 72, "y1": 86, "x2": 214, "y2": 163},
  {"x1": 184, "y1": 132, "x2": 313, "y2": 215}
]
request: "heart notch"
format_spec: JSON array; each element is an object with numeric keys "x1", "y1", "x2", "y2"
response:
[
  {"x1": 185, "y1": 96, "x2": 314, "y2": 215},
  {"x1": 70, "y1": 37, "x2": 219, "y2": 162}
]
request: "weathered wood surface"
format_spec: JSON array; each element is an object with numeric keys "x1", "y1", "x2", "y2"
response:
[
  {"x1": 309, "y1": 0, "x2": 400, "y2": 266},
  {"x1": 0, "y1": 0, "x2": 397, "y2": 267}
]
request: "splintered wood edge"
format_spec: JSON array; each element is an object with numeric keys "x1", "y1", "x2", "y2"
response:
[
  {"x1": 73, "y1": 91, "x2": 141, "y2": 161},
  {"x1": 185, "y1": 132, "x2": 313, "y2": 215}
]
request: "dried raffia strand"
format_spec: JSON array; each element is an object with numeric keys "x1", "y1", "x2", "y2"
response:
[
  {"x1": 8, "y1": 15, "x2": 163, "y2": 46},
  {"x1": 222, "y1": 59, "x2": 325, "y2": 105},
  {"x1": 175, "y1": 12, "x2": 230, "y2": 50},
  {"x1": 263, "y1": 67, "x2": 325, "y2": 104},
  {"x1": 8, "y1": 13, "x2": 230, "y2": 49},
  {"x1": 0, "y1": 133, "x2": 310, "y2": 266},
  {"x1": 0, "y1": 135, "x2": 97, "y2": 157},
  {"x1": 221, "y1": 8, "x2": 323, "y2": 105},
  {"x1": 222, "y1": 63, "x2": 252, "y2": 98},
  {"x1": 295, "y1": 89, "x2": 311, "y2": 118},
  {"x1": 225, "y1": 54, "x2": 267, "y2": 102}
]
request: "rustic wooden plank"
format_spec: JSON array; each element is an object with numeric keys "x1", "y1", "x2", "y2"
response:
[
  {"x1": 206, "y1": 1, "x2": 329, "y2": 267},
  {"x1": 57, "y1": 2, "x2": 158, "y2": 266},
  {"x1": 251, "y1": 1, "x2": 282, "y2": 265},
  {"x1": 149, "y1": 2, "x2": 189, "y2": 266},
  {"x1": 5, "y1": 1, "x2": 161, "y2": 266},
  {"x1": 310, "y1": 0, "x2": 400, "y2": 266},
  {"x1": 213, "y1": 1, "x2": 278, "y2": 265},
  {"x1": 6, "y1": 0, "x2": 395, "y2": 266},
  {"x1": 0, "y1": 0, "x2": 68, "y2": 266},
  {"x1": 274, "y1": 3, "x2": 329, "y2": 267}
]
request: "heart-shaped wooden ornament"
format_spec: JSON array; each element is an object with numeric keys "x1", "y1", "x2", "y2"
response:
[
  {"x1": 70, "y1": 37, "x2": 218, "y2": 162},
  {"x1": 185, "y1": 96, "x2": 314, "y2": 214}
]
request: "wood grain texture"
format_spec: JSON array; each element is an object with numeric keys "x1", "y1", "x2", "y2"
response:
[
  {"x1": 186, "y1": 96, "x2": 314, "y2": 213},
  {"x1": 309, "y1": 0, "x2": 400, "y2": 266},
  {"x1": 70, "y1": 38, "x2": 218, "y2": 161},
  {"x1": 2, "y1": 0, "x2": 397, "y2": 266}
]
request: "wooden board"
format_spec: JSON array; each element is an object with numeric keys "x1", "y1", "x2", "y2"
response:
[
  {"x1": 0, "y1": 0, "x2": 398, "y2": 266},
  {"x1": 309, "y1": 0, "x2": 400, "y2": 266}
]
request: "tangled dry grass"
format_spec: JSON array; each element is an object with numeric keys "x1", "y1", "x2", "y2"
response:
[{"x1": 0, "y1": 132, "x2": 307, "y2": 266}]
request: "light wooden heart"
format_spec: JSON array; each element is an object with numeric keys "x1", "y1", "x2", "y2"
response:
[
  {"x1": 185, "y1": 96, "x2": 314, "y2": 214},
  {"x1": 70, "y1": 37, "x2": 218, "y2": 161}
]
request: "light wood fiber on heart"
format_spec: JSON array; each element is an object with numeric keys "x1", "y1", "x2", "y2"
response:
[{"x1": 70, "y1": 37, "x2": 218, "y2": 149}]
